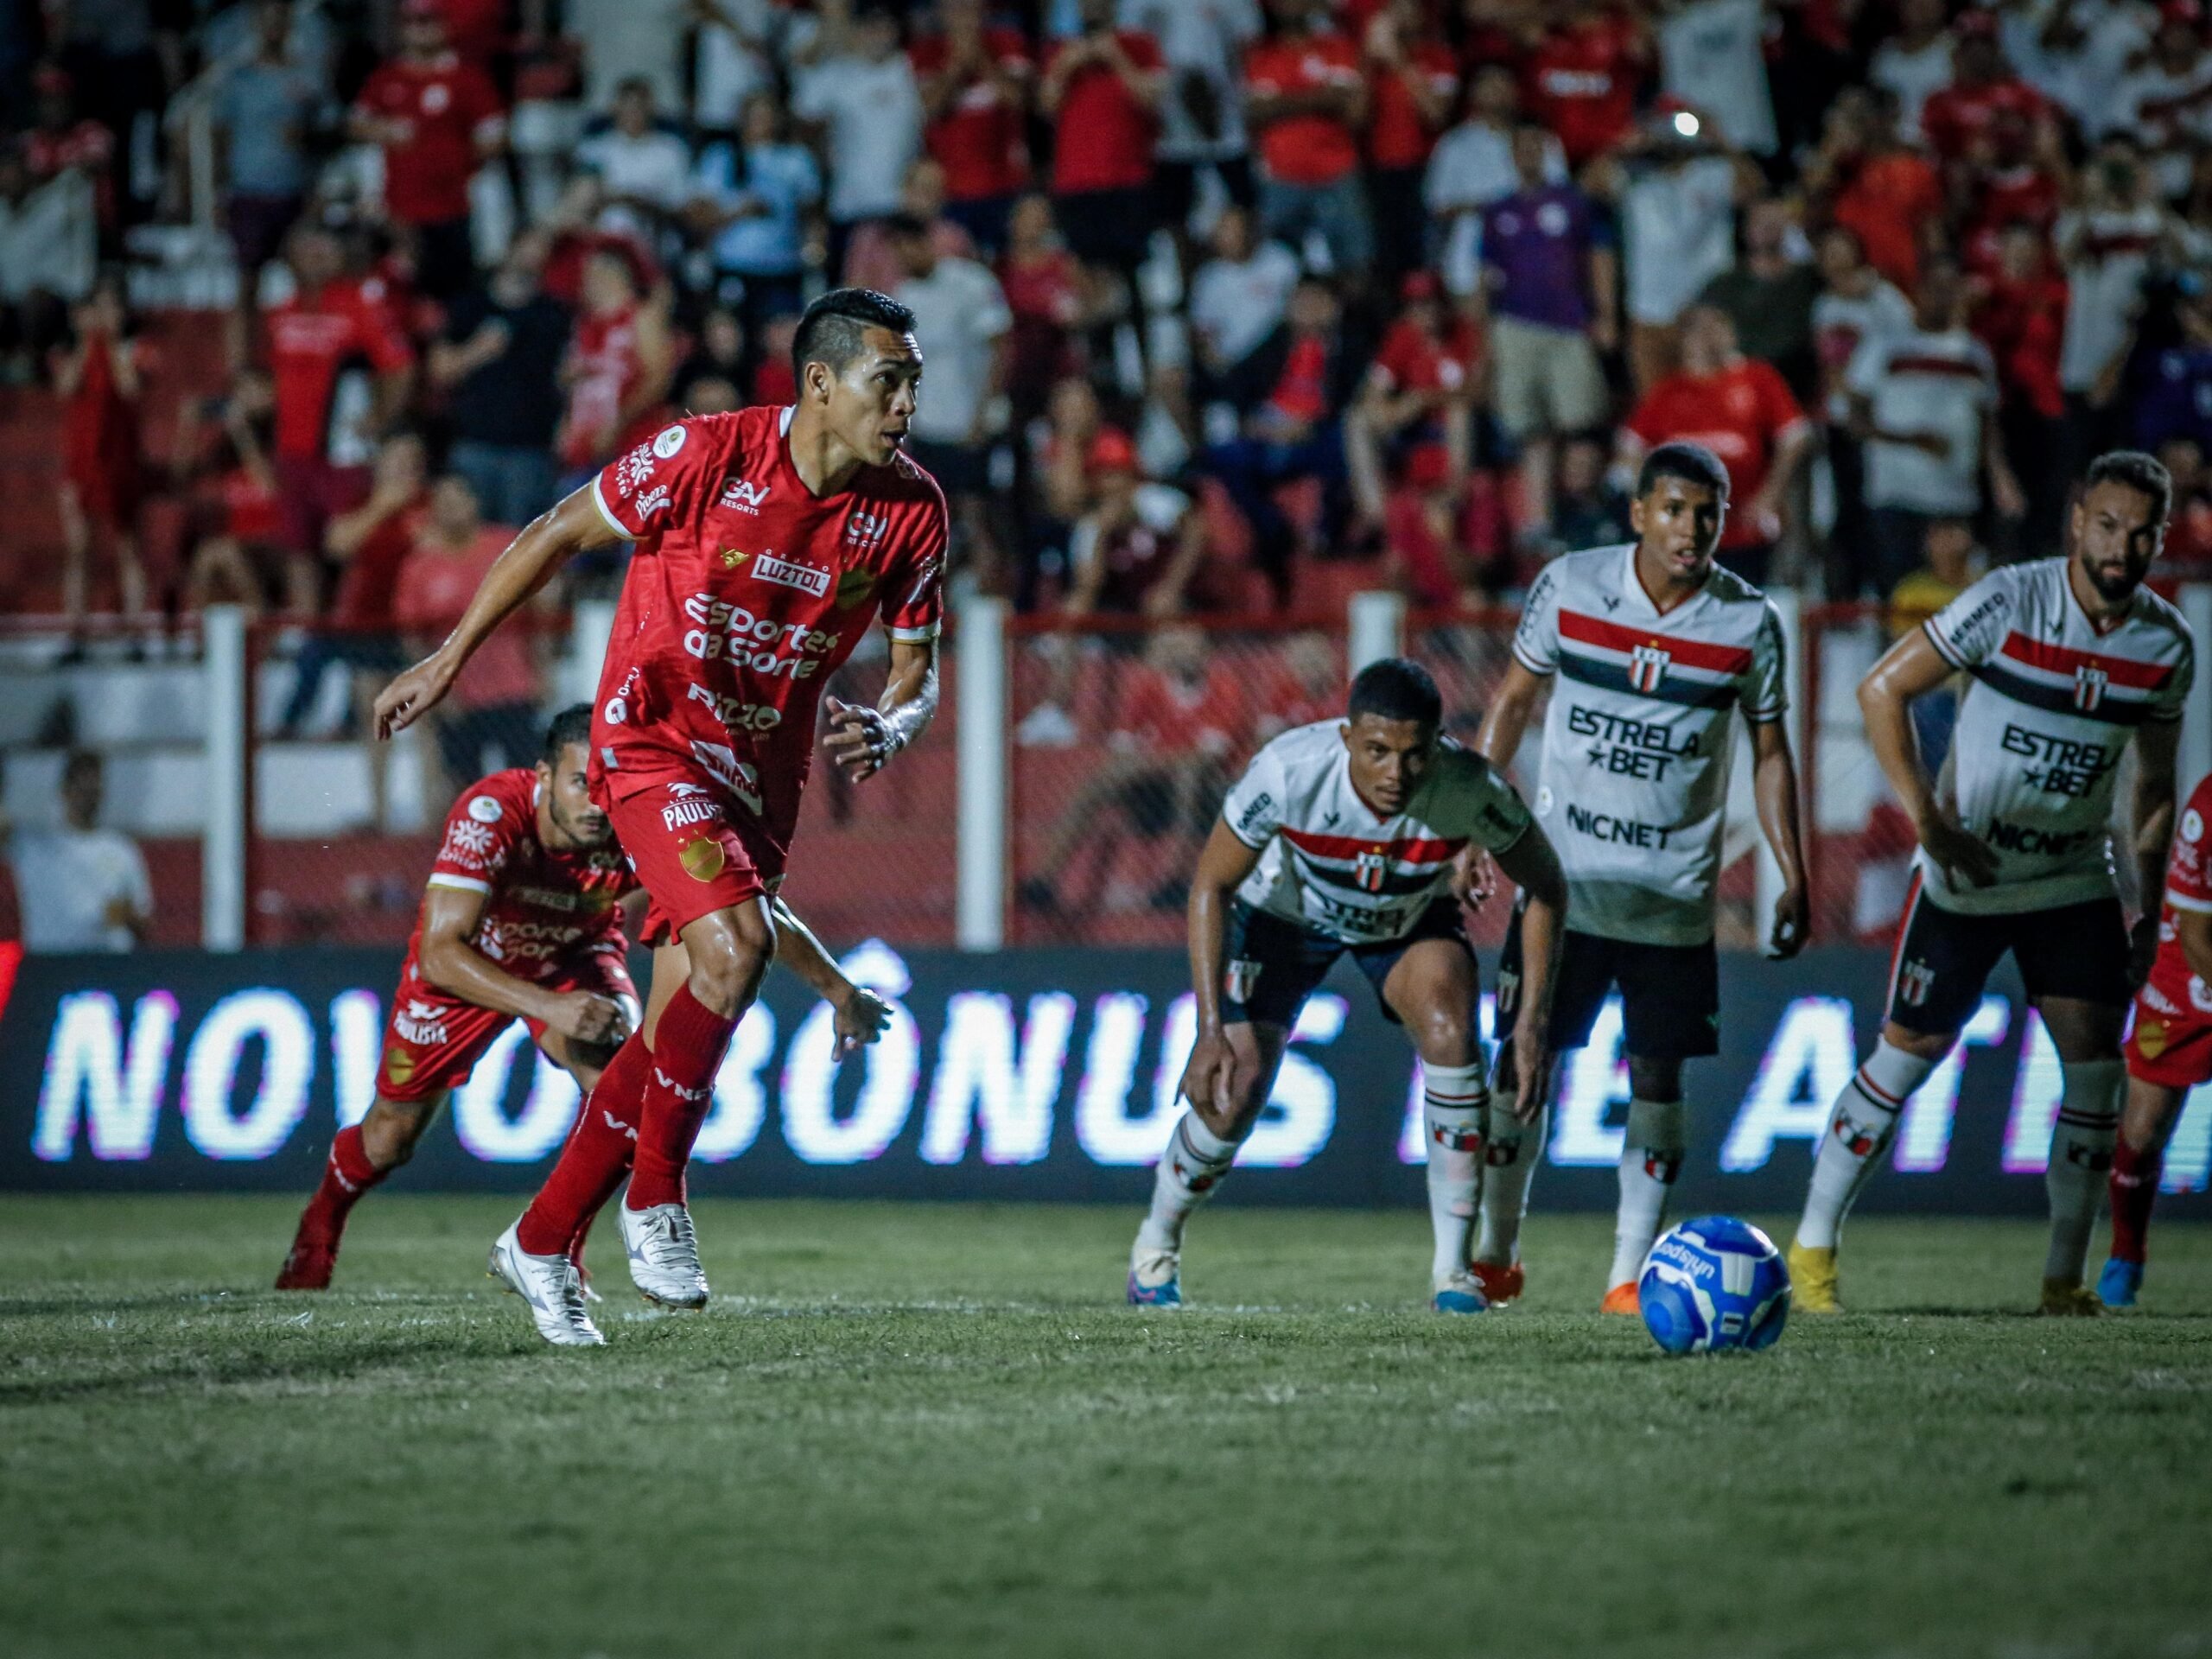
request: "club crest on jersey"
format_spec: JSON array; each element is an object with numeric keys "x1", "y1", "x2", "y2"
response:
[
  {"x1": 2136, "y1": 1018, "x2": 2168, "y2": 1060},
  {"x1": 1354, "y1": 849, "x2": 1390, "y2": 893},
  {"x1": 1628, "y1": 642, "x2": 1671, "y2": 693},
  {"x1": 1897, "y1": 958, "x2": 1936, "y2": 1007},
  {"x1": 719, "y1": 477, "x2": 771, "y2": 513},
  {"x1": 1225, "y1": 957, "x2": 1262, "y2": 1004},
  {"x1": 2073, "y1": 664, "x2": 2109, "y2": 712}
]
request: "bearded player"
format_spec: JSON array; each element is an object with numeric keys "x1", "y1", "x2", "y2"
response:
[
  {"x1": 1128, "y1": 658, "x2": 1567, "y2": 1314},
  {"x1": 276, "y1": 705, "x2": 639, "y2": 1290},
  {"x1": 1470, "y1": 442, "x2": 1808, "y2": 1313},
  {"x1": 2100, "y1": 766, "x2": 2212, "y2": 1307},
  {"x1": 375, "y1": 288, "x2": 945, "y2": 1345},
  {"x1": 1786, "y1": 451, "x2": 2193, "y2": 1315}
]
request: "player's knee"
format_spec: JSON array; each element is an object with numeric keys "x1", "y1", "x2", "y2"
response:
[
  {"x1": 360, "y1": 1101, "x2": 429, "y2": 1170},
  {"x1": 1626, "y1": 1057, "x2": 1681, "y2": 1103},
  {"x1": 687, "y1": 905, "x2": 776, "y2": 1014},
  {"x1": 1878, "y1": 1022, "x2": 1955, "y2": 1064}
]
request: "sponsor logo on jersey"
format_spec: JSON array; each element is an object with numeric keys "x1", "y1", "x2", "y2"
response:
[
  {"x1": 1235, "y1": 791, "x2": 1274, "y2": 836},
  {"x1": 1984, "y1": 817, "x2": 2094, "y2": 857},
  {"x1": 442, "y1": 820, "x2": 498, "y2": 861},
  {"x1": 467, "y1": 796, "x2": 503, "y2": 824},
  {"x1": 509, "y1": 887, "x2": 579, "y2": 912},
  {"x1": 2192, "y1": 976, "x2": 2212, "y2": 1016},
  {"x1": 1565, "y1": 804, "x2": 1673, "y2": 849},
  {"x1": 719, "y1": 476, "x2": 770, "y2": 512},
  {"x1": 846, "y1": 510, "x2": 888, "y2": 549},
  {"x1": 395, "y1": 999, "x2": 449, "y2": 1046},
  {"x1": 616, "y1": 445, "x2": 656, "y2": 492},
  {"x1": 678, "y1": 837, "x2": 727, "y2": 882},
  {"x1": 688, "y1": 740, "x2": 765, "y2": 814},
  {"x1": 2185, "y1": 808, "x2": 2205, "y2": 843},
  {"x1": 1999, "y1": 725, "x2": 2120, "y2": 798},
  {"x1": 681, "y1": 594, "x2": 840, "y2": 677},
  {"x1": 1628, "y1": 643, "x2": 1671, "y2": 693},
  {"x1": 2073, "y1": 664, "x2": 2109, "y2": 712},
  {"x1": 662, "y1": 794, "x2": 723, "y2": 831},
  {"x1": 1897, "y1": 959, "x2": 1935, "y2": 1007},
  {"x1": 749, "y1": 552, "x2": 831, "y2": 597},
  {"x1": 2142, "y1": 982, "x2": 2179, "y2": 1015},
  {"x1": 635, "y1": 484, "x2": 672, "y2": 519},
  {"x1": 683, "y1": 681, "x2": 785, "y2": 733}
]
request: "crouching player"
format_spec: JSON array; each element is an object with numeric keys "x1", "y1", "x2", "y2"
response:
[
  {"x1": 277, "y1": 706, "x2": 639, "y2": 1289},
  {"x1": 1128, "y1": 658, "x2": 1567, "y2": 1313},
  {"x1": 2101, "y1": 770, "x2": 2212, "y2": 1306}
]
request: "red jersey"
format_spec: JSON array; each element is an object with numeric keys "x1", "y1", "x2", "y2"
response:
[
  {"x1": 561, "y1": 304, "x2": 647, "y2": 472},
  {"x1": 1368, "y1": 41, "x2": 1459, "y2": 169},
  {"x1": 542, "y1": 227, "x2": 658, "y2": 308},
  {"x1": 264, "y1": 277, "x2": 415, "y2": 462},
  {"x1": 217, "y1": 467, "x2": 283, "y2": 543},
  {"x1": 587, "y1": 407, "x2": 947, "y2": 863},
  {"x1": 333, "y1": 498, "x2": 427, "y2": 629},
  {"x1": 1832, "y1": 150, "x2": 1943, "y2": 294},
  {"x1": 1920, "y1": 78, "x2": 2050, "y2": 162},
  {"x1": 1113, "y1": 662, "x2": 1246, "y2": 758},
  {"x1": 1624, "y1": 359, "x2": 1808, "y2": 551},
  {"x1": 1246, "y1": 33, "x2": 1365, "y2": 186},
  {"x1": 61, "y1": 330, "x2": 140, "y2": 511},
  {"x1": 1961, "y1": 165, "x2": 2060, "y2": 275},
  {"x1": 408, "y1": 767, "x2": 636, "y2": 987},
  {"x1": 2139, "y1": 772, "x2": 2212, "y2": 1021},
  {"x1": 1522, "y1": 13, "x2": 1645, "y2": 167},
  {"x1": 1047, "y1": 30, "x2": 1164, "y2": 193},
  {"x1": 912, "y1": 28, "x2": 1033, "y2": 201},
  {"x1": 353, "y1": 52, "x2": 505, "y2": 225},
  {"x1": 1370, "y1": 315, "x2": 1480, "y2": 397},
  {"x1": 395, "y1": 530, "x2": 537, "y2": 709},
  {"x1": 1971, "y1": 273, "x2": 2066, "y2": 419}
]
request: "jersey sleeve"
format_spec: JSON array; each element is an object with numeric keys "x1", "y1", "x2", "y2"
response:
[
  {"x1": 1923, "y1": 565, "x2": 2018, "y2": 671},
  {"x1": 1741, "y1": 601, "x2": 1789, "y2": 723},
  {"x1": 1221, "y1": 739, "x2": 1290, "y2": 849},
  {"x1": 881, "y1": 486, "x2": 949, "y2": 643},
  {"x1": 428, "y1": 786, "x2": 524, "y2": 894},
  {"x1": 2167, "y1": 776, "x2": 2212, "y2": 912},
  {"x1": 591, "y1": 417, "x2": 718, "y2": 543},
  {"x1": 2150, "y1": 629, "x2": 2195, "y2": 724},
  {"x1": 1464, "y1": 760, "x2": 1533, "y2": 855},
  {"x1": 1510, "y1": 560, "x2": 1563, "y2": 676}
]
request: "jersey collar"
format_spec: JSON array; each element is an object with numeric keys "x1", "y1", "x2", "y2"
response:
[{"x1": 1617, "y1": 542, "x2": 1710, "y2": 624}]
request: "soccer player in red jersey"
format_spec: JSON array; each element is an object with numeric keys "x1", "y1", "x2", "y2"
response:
[
  {"x1": 375, "y1": 288, "x2": 946, "y2": 1344},
  {"x1": 276, "y1": 706, "x2": 639, "y2": 1291},
  {"x1": 2101, "y1": 769, "x2": 2212, "y2": 1307}
]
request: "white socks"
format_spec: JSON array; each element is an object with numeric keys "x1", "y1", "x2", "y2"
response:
[
  {"x1": 1608, "y1": 1096, "x2": 1688, "y2": 1289},
  {"x1": 2044, "y1": 1058, "x2": 2122, "y2": 1283},
  {"x1": 1476, "y1": 1104, "x2": 1545, "y2": 1268},
  {"x1": 1135, "y1": 1111, "x2": 1242, "y2": 1258},
  {"x1": 1421, "y1": 1063, "x2": 1488, "y2": 1284},
  {"x1": 1796, "y1": 1039, "x2": 1934, "y2": 1251}
]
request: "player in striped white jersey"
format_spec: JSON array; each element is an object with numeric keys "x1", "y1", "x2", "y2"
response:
[
  {"x1": 1127, "y1": 659, "x2": 1568, "y2": 1313},
  {"x1": 1471, "y1": 442, "x2": 1810, "y2": 1313},
  {"x1": 1789, "y1": 451, "x2": 2195, "y2": 1315}
]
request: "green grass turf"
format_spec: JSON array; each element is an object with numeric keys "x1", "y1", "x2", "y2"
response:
[{"x1": 2, "y1": 1199, "x2": 2209, "y2": 1659}]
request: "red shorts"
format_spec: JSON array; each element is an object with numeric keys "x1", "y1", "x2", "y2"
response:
[
  {"x1": 603, "y1": 766, "x2": 785, "y2": 948},
  {"x1": 375, "y1": 949, "x2": 638, "y2": 1103},
  {"x1": 2124, "y1": 987, "x2": 2212, "y2": 1091}
]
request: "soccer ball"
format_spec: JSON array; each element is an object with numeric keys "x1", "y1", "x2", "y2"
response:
[{"x1": 1637, "y1": 1216, "x2": 1790, "y2": 1356}]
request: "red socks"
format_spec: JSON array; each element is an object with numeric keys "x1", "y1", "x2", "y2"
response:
[
  {"x1": 2107, "y1": 1138, "x2": 2163, "y2": 1266},
  {"x1": 298, "y1": 1125, "x2": 387, "y2": 1243},
  {"x1": 516, "y1": 1035, "x2": 650, "y2": 1255},
  {"x1": 625, "y1": 983, "x2": 738, "y2": 1212}
]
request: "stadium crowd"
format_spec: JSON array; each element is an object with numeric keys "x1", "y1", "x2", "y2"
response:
[{"x1": 10, "y1": 0, "x2": 2212, "y2": 825}]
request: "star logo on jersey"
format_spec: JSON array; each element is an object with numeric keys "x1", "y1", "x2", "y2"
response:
[
  {"x1": 1628, "y1": 643, "x2": 1671, "y2": 694},
  {"x1": 2073, "y1": 664, "x2": 2109, "y2": 712}
]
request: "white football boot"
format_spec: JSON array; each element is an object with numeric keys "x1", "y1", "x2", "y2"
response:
[
  {"x1": 620, "y1": 1201, "x2": 710, "y2": 1308},
  {"x1": 488, "y1": 1222, "x2": 605, "y2": 1347}
]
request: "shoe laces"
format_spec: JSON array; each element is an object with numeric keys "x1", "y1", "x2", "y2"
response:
[
  {"x1": 552, "y1": 1262, "x2": 598, "y2": 1335},
  {"x1": 639, "y1": 1207, "x2": 703, "y2": 1276},
  {"x1": 1132, "y1": 1248, "x2": 1179, "y2": 1287}
]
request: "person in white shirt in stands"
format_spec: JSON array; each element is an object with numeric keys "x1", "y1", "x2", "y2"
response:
[
  {"x1": 2057, "y1": 139, "x2": 2173, "y2": 467},
  {"x1": 10, "y1": 750, "x2": 151, "y2": 953},
  {"x1": 574, "y1": 78, "x2": 696, "y2": 243},
  {"x1": 791, "y1": 0, "x2": 923, "y2": 273},
  {"x1": 1656, "y1": 0, "x2": 1777, "y2": 157},
  {"x1": 1185, "y1": 203, "x2": 1301, "y2": 423},
  {"x1": 1869, "y1": 0, "x2": 1956, "y2": 143}
]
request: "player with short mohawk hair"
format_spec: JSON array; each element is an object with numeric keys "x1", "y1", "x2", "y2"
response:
[
  {"x1": 1471, "y1": 441, "x2": 1810, "y2": 1313},
  {"x1": 375, "y1": 288, "x2": 946, "y2": 1344},
  {"x1": 1128, "y1": 656, "x2": 1568, "y2": 1313}
]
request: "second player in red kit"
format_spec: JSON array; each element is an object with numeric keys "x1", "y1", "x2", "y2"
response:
[{"x1": 376, "y1": 289, "x2": 945, "y2": 1344}]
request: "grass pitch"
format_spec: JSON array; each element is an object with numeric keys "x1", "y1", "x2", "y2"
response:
[{"x1": 2, "y1": 1198, "x2": 2208, "y2": 1659}]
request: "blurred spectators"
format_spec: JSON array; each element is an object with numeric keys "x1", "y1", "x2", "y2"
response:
[
  {"x1": 793, "y1": 2, "x2": 922, "y2": 274},
  {"x1": 1700, "y1": 196, "x2": 1821, "y2": 399},
  {"x1": 1360, "y1": 0, "x2": 1458, "y2": 289},
  {"x1": 9, "y1": 750, "x2": 149, "y2": 953},
  {"x1": 555, "y1": 247, "x2": 673, "y2": 491},
  {"x1": 1040, "y1": 0, "x2": 1166, "y2": 292},
  {"x1": 1065, "y1": 429, "x2": 1207, "y2": 616},
  {"x1": 433, "y1": 235, "x2": 570, "y2": 528},
  {"x1": 1125, "y1": 0, "x2": 1262, "y2": 238},
  {"x1": 1245, "y1": 0, "x2": 1370, "y2": 283},
  {"x1": 911, "y1": 0, "x2": 1033, "y2": 255},
  {"x1": 575, "y1": 78, "x2": 695, "y2": 245},
  {"x1": 210, "y1": 0, "x2": 327, "y2": 364},
  {"x1": 54, "y1": 279, "x2": 149, "y2": 647},
  {"x1": 690, "y1": 90, "x2": 821, "y2": 333},
  {"x1": 393, "y1": 474, "x2": 538, "y2": 801},
  {"x1": 1425, "y1": 64, "x2": 1564, "y2": 298}
]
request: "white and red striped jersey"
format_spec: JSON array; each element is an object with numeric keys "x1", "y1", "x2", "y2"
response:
[
  {"x1": 1922, "y1": 556, "x2": 2193, "y2": 915},
  {"x1": 1510, "y1": 543, "x2": 1788, "y2": 946},
  {"x1": 1844, "y1": 323, "x2": 1999, "y2": 515},
  {"x1": 1224, "y1": 721, "x2": 1533, "y2": 944}
]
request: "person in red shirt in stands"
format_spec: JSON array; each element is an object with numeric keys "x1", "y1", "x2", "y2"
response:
[
  {"x1": 556, "y1": 248, "x2": 675, "y2": 490},
  {"x1": 1808, "y1": 86, "x2": 1944, "y2": 295},
  {"x1": 997, "y1": 194, "x2": 1094, "y2": 424},
  {"x1": 1246, "y1": 0, "x2": 1372, "y2": 282},
  {"x1": 350, "y1": 0, "x2": 507, "y2": 297},
  {"x1": 1919, "y1": 13, "x2": 2054, "y2": 169},
  {"x1": 52, "y1": 280, "x2": 149, "y2": 650},
  {"x1": 1361, "y1": 0, "x2": 1459, "y2": 288},
  {"x1": 1971, "y1": 219, "x2": 2069, "y2": 548},
  {"x1": 1618, "y1": 302, "x2": 1815, "y2": 587},
  {"x1": 1254, "y1": 630, "x2": 1344, "y2": 741},
  {"x1": 264, "y1": 222, "x2": 416, "y2": 593},
  {"x1": 1955, "y1": 110, "x2": 2064, "y2": 280},
  {"x1": 393, "y1": 472, "x2": 542, "y2": 805},
  {"x1": 1346, "y1": 270, "x2": 1479, "y2": 525},
  {"x1": 912, "y1": 0, "x2": 1032, "y2": 255},
  {"x1": 1520, "y1": 0, "x2": 1649, "y2": 169},
  {"x1": 1041, "y1": 0, "x2": 1165, "y2": 290},
  {"x1": 1020, "y1": 625, "x2": 1249, "y2": 919},
  {"x1": 23, "y1": 65, "x2": 119, "y2": 238}
]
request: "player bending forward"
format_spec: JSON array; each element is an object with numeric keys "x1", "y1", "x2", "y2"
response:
[
  {"x1": 1787, "y1": 450, "x2": 2193, "y2": 1315},
  {"x1": 375, "y1": 288, "x2": 946, "y2": 1345},
  {"x1": 1128, "y1": 658, "x2": 1567, "y2": 1313},
  {"x1": 277, "y1": 706, "x2": 639, "y2": 1290},
  {"x1": 1471, "y1": 442, "x2": 1808, "y2": 1313},
  {"x1": 2101, "y1": 767, "x2": 2212, "y2": 1306}
]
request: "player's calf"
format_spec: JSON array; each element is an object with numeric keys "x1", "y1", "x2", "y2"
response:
[
  {"x1": 276, "y1": 1100, "x2": 434, "y2": 1291},
  {"x1": 1420, "y1": 1061, "x2": 1488, "y2": 1306},
  {"x1": 1605, "y1": 1092, "x2": 1686, "y2": 1304},
  {"x1": 1128, "y1": 1112, "x2": 1244, "y2": 1306}
]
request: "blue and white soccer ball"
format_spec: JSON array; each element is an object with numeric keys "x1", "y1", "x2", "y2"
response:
[{"x1": 1637, "y1": 1216, "x2": 1791, "y2": 1356}]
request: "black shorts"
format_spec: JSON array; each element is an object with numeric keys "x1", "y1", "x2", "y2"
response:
[
  {"x1": 1496, "y1": 898, "x2": 1720, "y2": 1059},
  {"x1": 1884, "y1": 880, "x2": 2130, "y2": 1035},
  {"x1": 1222, "y1": 898, "x2": 1471, "y2": 1029}
]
